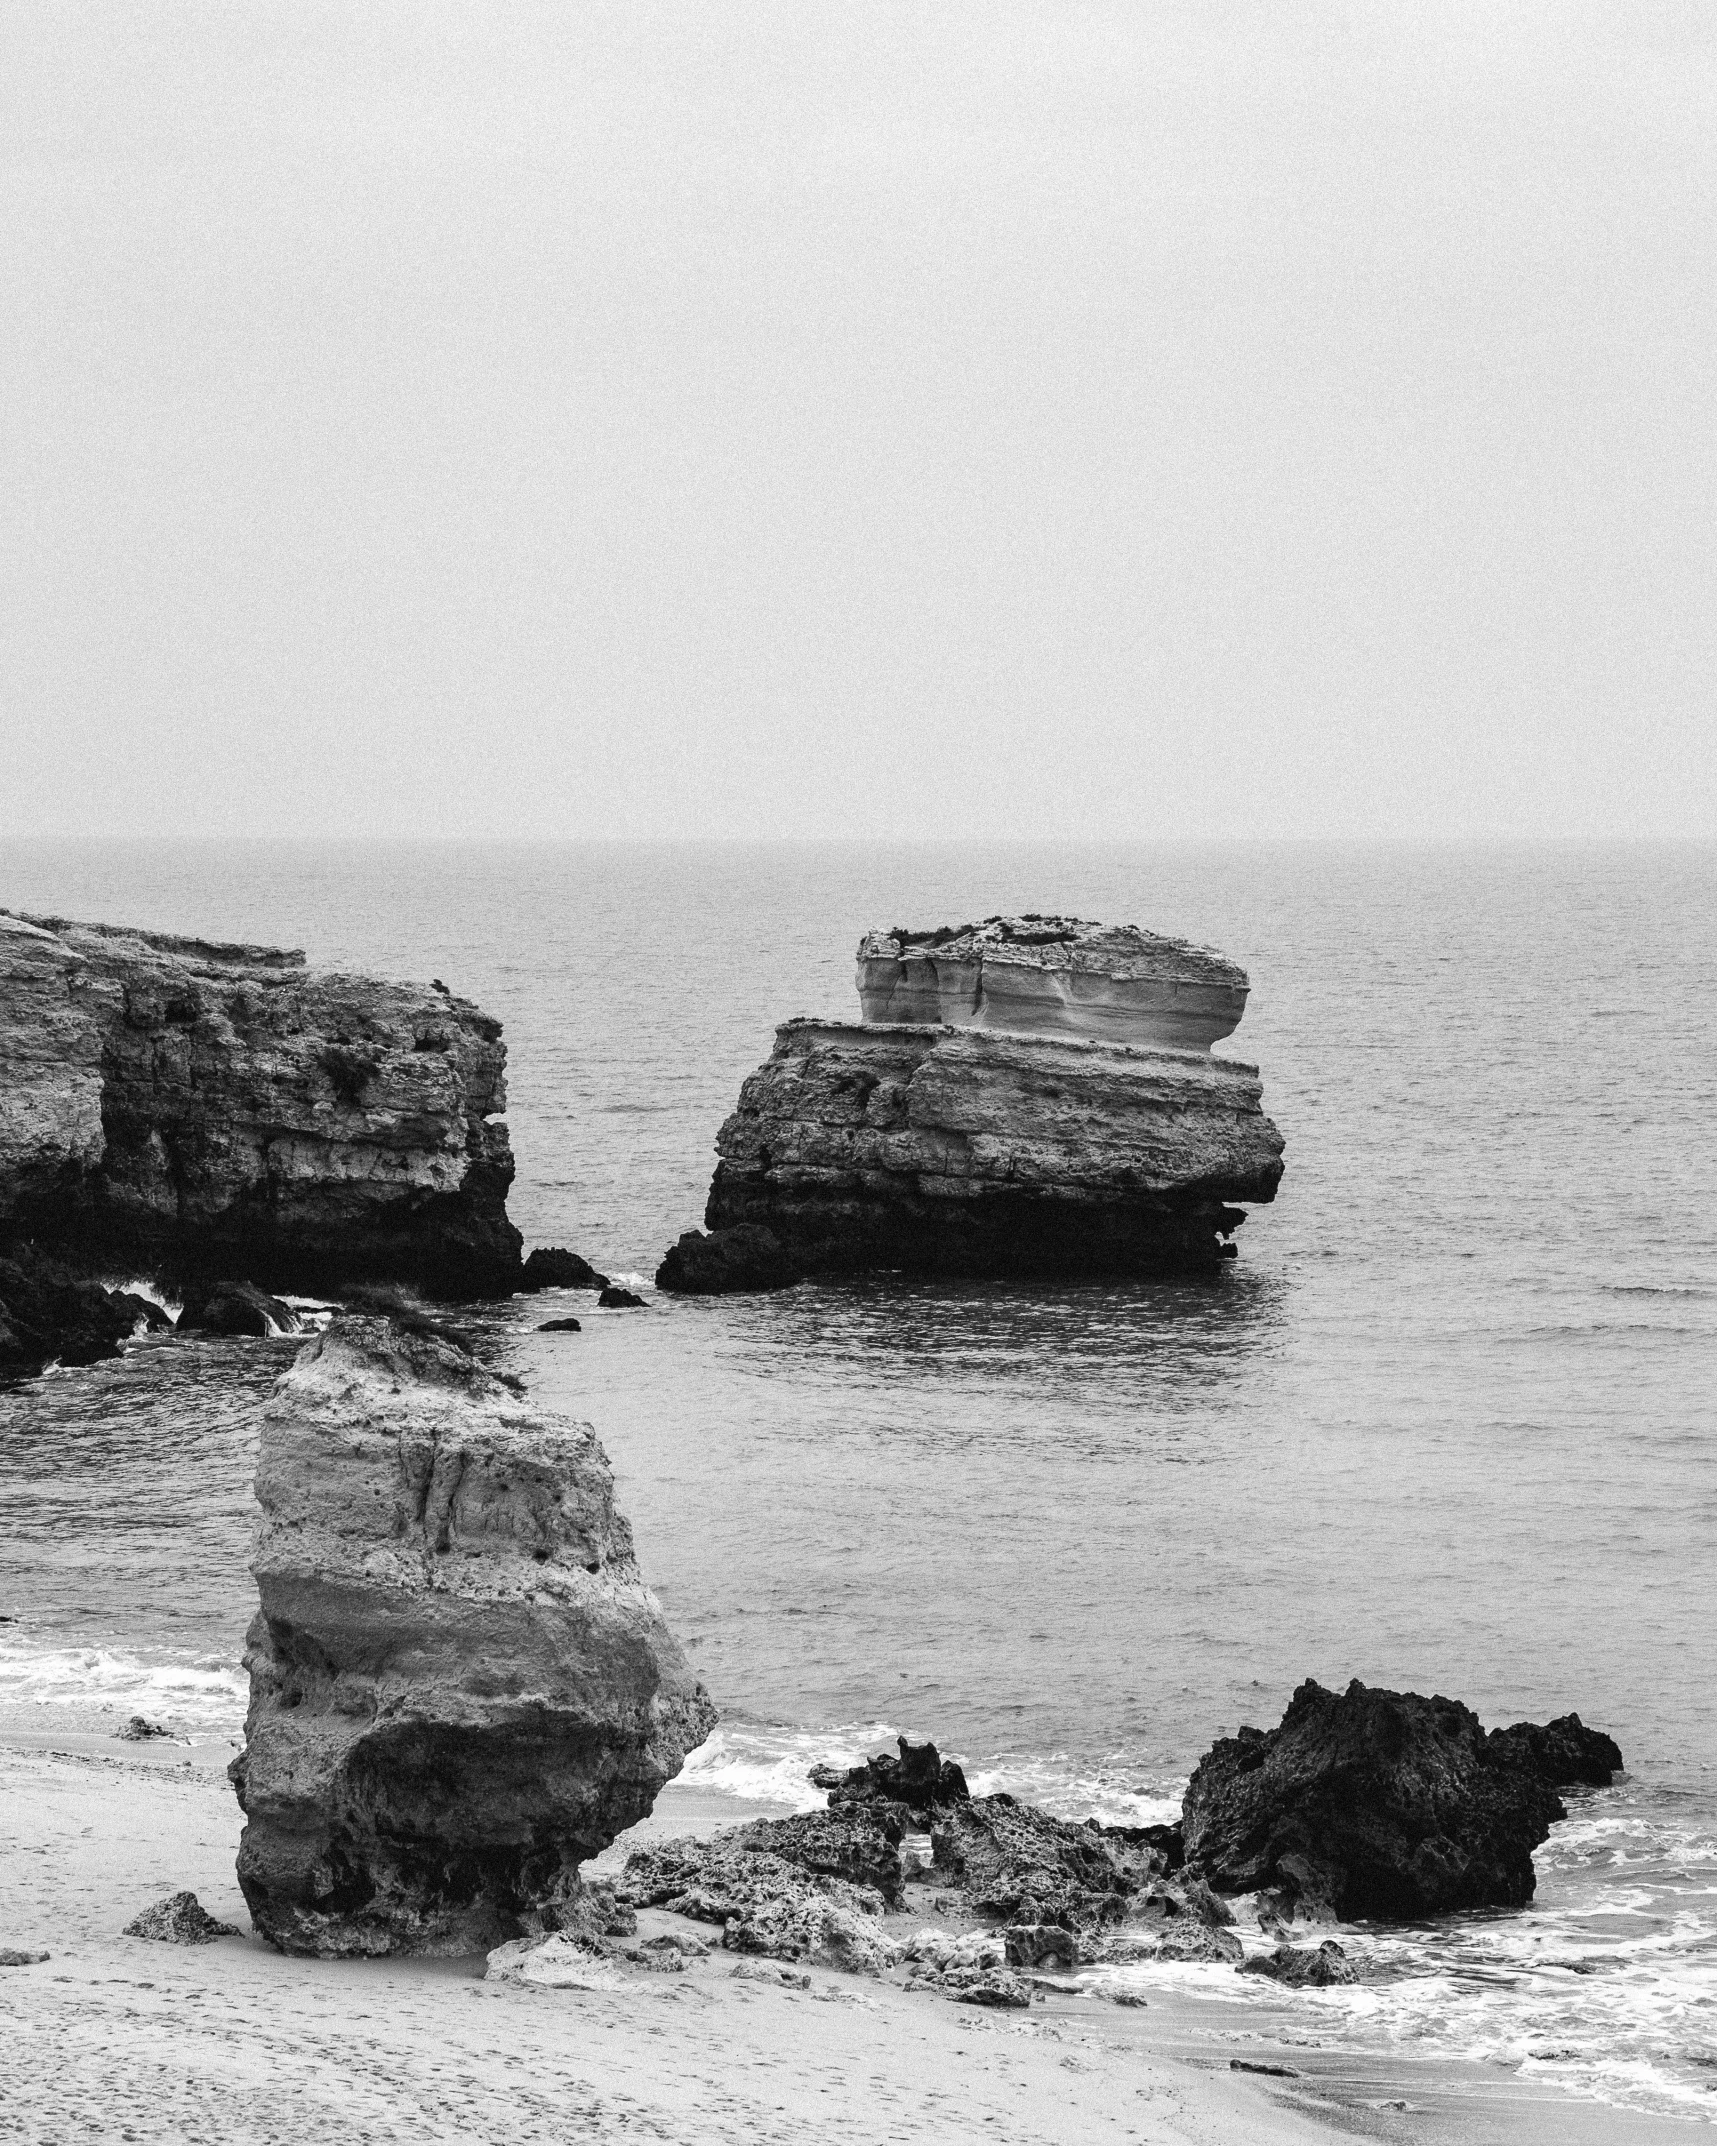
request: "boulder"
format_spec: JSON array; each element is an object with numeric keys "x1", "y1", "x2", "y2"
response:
[
  {"x1": 537, "y1": 1317, "x2": 583, "y2": 1333},
  {"x1": 855, "y1": 917, "x2": 1250, "y2": 1051},
  {"x1": 1238, "y1": 1939, "x2": 1357, "y2": 1987},
  {"x1": 617, "y1": 1835, "x2": 892, "y2": 1927},
  {"x1": 116, "y1": 1716, "x2": 170, "y2": 1741},
  {"x1": 0, "y1": 910, "x2": 521, "y2": 1299},
  {"x1": 1486, "y1": 1714, "x2": 1623, "y2": 1788},
  {"x1": 813, "y1": 1735, "x2": 970, "y2": 1818},
  {"x1": 704, "y1": 915, "x2": 1284, "y2": 1278},
  {"x1": 0, "y1": 1243, "x2": 148, "y2": 1372},
  {"x1": 229, "y1": 1319, "x2": 716, "y2": 1956},
  {"x1": 123, "y1": 1892, "x2": 239, "y2": 1944},
  {"x1": 725, "y1": 1895, "x2": 900, "y2": 1976},
  {"x1": 0, "y1": 1949, "x2": 50, "y2": 1967},
  {"x1": 521, "y1": 1248, "x2": 609, "y2": 1292},
  {"x1": 930, "y1": 1794, "x2": 1172, "y2": 1928},
  {"x1": 732, "y1": 1811, "x2": 906, "y2": 1906},
  {"x1": 598, "y1": 1285, "x2": 646, "y2": 1309},
  {"x1": 654, "y1": 1225, "x2": 795, "y2": 1295},
  {"x1": 1180, "y1": 1680, "x2": 1621, "y2": 1921},
  {"x1": 177, "y1": 1280, "x2": 302, "y2": 1338}
]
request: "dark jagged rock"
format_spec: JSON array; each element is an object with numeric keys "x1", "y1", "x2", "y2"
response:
[
  {"x1": 654, "y1": 1225, "x2": 796, "y2": 1296},
  {"x1": 177, "y1": 1279, "x2": 302, "y2": 1338},
  {"x1": 813, "y1": 1736, "x2": 971, "y2": 1819},
  {"x1": 1181, "y1": 1680, "x2": 1621, "y2": 1922},
  {"x1": 734, "y1": 1812, "x2": 907, "y2": 1906},
  {"x1": 1486, "y1": 1714, "x2": 1623, "y2": 1788},
  {"x1": 0, "y1": 1243, "x2": 156, "y2": 1373},
  {"x1": 116, "y1": 1716, "x2": 171, "y2": 1741},
  {"x1": 598, "y1": 1285, "x2": 646, "y2": 1309},
  {"x1": 931, "y1": 1794, "x2": 1171, "y2": 1929},
  {"x1": 1003, "y1": 1921, "x2": 1081, "y2": 1967},
  {"x1": 521, "y1": 1248, "x2": 609, "y2": 1292},
  {"x1": 123, "y1": 1892, "x2": 239, "y2": 1944},
  {"x1": 1238, "y1": 1938, "x2": 1358, "y2": 1986},
  {"x1": 0, "y1": 911, "x2": 522, "y2": 1300},
  {"x1": 230, "y1": 1321, "x2": 715, "y2": 1956},
  {"x1": 537, "y1": 1317, "x2": 583, "y2": 1333}
]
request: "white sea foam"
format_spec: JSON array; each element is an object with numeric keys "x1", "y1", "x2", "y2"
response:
[
  {"x1": 676, "y1": 1719, "x2": 1182, "y2": 1826},
  {"x1": 0, "y1": 1632, "x2": 247, "y2": 1735}
]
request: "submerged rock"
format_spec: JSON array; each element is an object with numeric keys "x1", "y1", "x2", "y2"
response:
[
  {"x1": 703, "y1": 917, "x2": 1283, "y2": 1279},
  {"x1": 536, "y1": 1316, "x2": 583, "y2": 1333},
  {"x1": 0, "y1": 910, "x2": 521, "y2": 1301},
  {"x1": 177, "y1": 1279, "x2": 302, "y2": 1338},
  {"x1": 1181, "y1": 1680, "x2": 1623, "y2": 1921},
  {"x1": 230, "y1": 1319, "x2": 715, "y2": 1956},
  {"x1": 598, "y1": 1285, "x2": 646, "y2": 1309},
  {"x1": 123, "y1": 1892, "x2": 239, "y2": 1944},
  {"x1": 654, "y1": 1225, "x2": 794, "y2": 1296},
  {"x1": 856, "y1": 917, "x2": 1250, "y2": 1052}
]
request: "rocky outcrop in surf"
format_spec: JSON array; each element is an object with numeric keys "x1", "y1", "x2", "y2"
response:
[
  {"x1": 0, "y1": 911, "x2": 521, "y2": 1301},
  {"x1": 695, "y1": 915, "x2": 1282, "y2": 1281},
  {"x1": 1181, "y1": 1679, "x2": 1623, "y2": 1922},
  {"x1": 230, "y1": 1319, "x2": 716, "y2": 1956}
]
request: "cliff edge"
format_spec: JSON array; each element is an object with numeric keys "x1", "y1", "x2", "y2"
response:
[{"x1": 0, "y1": 911, "x2": 521, "y2": 1297}]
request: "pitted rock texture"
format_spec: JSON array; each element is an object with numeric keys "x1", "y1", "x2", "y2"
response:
[
  {"x1": 0, "y1": 911, "x2": 520, "y2": 1297},
  {"x1": 1181, "y1": 1679, "x2": 1623, "y2": 1922},
  {"x1": 229, "y1": 1320, "x2": 716, "y2": 1957},
  {"x1": 706, "y1": 1018, "x2": 1283, "y2": 1277},
  {"x1": 856, "y1": 917, "x2": 1250, "y2": 1051}
]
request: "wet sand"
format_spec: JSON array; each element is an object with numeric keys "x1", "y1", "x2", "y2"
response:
[{"x1": 0, "y1": 1722, "x2": 1690, "y2": 2146}]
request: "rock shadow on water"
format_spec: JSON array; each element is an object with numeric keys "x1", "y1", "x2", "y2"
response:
[{"x1": 704, "y1": 1266, "x2": 1287, "y2": 1404}]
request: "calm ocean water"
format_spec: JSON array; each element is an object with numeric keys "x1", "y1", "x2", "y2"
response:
[{"x1": 2, "y1": 838, "x2": 1714, "y2": 2117}]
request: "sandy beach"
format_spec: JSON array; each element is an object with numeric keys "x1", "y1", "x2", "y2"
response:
[{"x1": 0, "y1": 1717, "x2": 1692, "y2": 2146}]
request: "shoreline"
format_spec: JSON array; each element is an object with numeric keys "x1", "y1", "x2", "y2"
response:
[{"x1": 0, "y1": 1729, "x2": 1694, "y2": 2143}]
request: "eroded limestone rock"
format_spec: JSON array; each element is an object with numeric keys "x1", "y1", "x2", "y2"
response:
[
  {"x1": 707, "y1": 1020, "x2": 1283, "y2": 1278},
  {"x1": 856, "y1": 917, "x2": 1250, "y2": 1051},
  {"x1": 230, "y1": 1319, "x2": 715, "y2": 1956},
  {"x1": 0, "y1": 911, "x2": 520, "y2": 1302}
]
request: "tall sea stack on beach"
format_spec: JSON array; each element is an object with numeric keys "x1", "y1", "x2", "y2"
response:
[
  {"x1": 231, "y1": 1320, "x2": 717, "y2": 1956},
  {"x1": 690, "y1": 916, "x2": 1284, "y2": 1280},
  {"x1": 0, "y1": 910, "x2": 521, "y2": 1296}
]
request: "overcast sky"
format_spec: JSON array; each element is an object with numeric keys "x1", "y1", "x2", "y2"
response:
[{"x1": 4, "y1": 2, "x2": 1713, "y2": 841}]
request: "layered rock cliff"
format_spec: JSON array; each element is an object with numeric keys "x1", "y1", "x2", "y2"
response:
[
  {"x1": 230, "y1": 1320, "x2": 716, "y2": 1955},
  {"x1": 0, "y1": 911, "x2": 520, "y2": 1296},
  {"x1": 697, "y1": 917, "x2": 1283, "y2": 1280},
  {"x1": 857, "y1": 917, "x2": 1249, "y2": 1052}
]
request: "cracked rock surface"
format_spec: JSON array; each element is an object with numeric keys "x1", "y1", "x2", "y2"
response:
[{"x1": 230, "y1": 1318, "x2": 716, "y2": 1956}]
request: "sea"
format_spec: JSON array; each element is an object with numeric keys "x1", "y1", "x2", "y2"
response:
[{"x1": 2, "y1": 837, "x2": 1714, "y2": 2121}]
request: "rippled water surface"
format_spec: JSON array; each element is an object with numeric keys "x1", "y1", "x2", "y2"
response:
[{"x1": 2, "y1": 838, "x2": 1714, "y2": 2116}]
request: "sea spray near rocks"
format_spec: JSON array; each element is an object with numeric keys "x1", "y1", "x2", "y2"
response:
[{"x1": 230, "y1": 1318, "x2": 716, "y2": 1956}]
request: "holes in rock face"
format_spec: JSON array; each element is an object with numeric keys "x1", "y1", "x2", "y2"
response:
[
  {"x1": 163, "y1": 995, "x2": 199, "y2": 1026},
  {"x1": 531, "y1": 1549, "x2": 550, "y2": 1564}
]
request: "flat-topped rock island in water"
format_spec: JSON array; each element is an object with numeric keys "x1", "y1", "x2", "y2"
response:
[
  {"x1": 0, "y1": 910, "x2": 522, "y2": 1307},
  {"x1": 669, "y1": 915, "x2": 1284, "y2": 1284}
]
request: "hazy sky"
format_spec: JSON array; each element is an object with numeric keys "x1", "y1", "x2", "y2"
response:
[{"x1": 5, "y1": 2, "x2": 1714, "y2": 840}]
